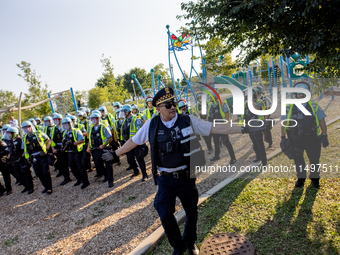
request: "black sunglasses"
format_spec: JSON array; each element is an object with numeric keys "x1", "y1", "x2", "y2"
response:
[{"x1": 160, "y1": 101, "x2": 177, "y2": 109}]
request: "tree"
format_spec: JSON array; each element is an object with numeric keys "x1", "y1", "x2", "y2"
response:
[
  {"x1": 17, "y1": 61, "x2": 51, "y2": 119},
  {"x1": 95, "y1": 55, "x2": 129, "y2": 103},
  {"x1": 121, "y1": 67, "x2": 152, "y2": 95},
  {"x1": 88, "y1": 87, "x2": 109, "y2": 109},
  {"x1": 201, "y1": 38, "x2": 235, "y2": 77},
  {"x1": 179, "y1": 0, "x2": 340, "y2": 77},
  {"x1": 0, "y1": 90, "x2": 18, "y2": 124}
]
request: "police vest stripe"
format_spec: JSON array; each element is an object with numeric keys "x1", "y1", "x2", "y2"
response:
[
  {"x1": 180, "y1": 135, "x2": 197, "y2": 144},
  {"x1": 184, "y1": 147, "x2": 201, "y2": 157}
]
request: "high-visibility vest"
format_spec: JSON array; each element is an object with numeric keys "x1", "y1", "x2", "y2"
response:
[
  {"x1": 24, "y1": 131, "x2": 47, "y2": 159},
  {"x1": 207, "y1": 100, "x2": 229, "y2": 119},
  {"x1": 62, "y1": 128, "x2": 84, "y2": 152},
  {"x1": 284, "y1": 101, "x2": 320, "y2": 135},
  {"x1": 143, "y1": 107, "x2": 157, "y2": 120},
  {"x1": 120, "y1": 116, "x2": 140, "y2": 140},
  {"x1": 88, "y1": 124, "x2": 110, "y2": 149}
]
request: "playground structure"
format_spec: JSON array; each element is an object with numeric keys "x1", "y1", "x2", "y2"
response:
[{"x1": 0, "y1": 88, "x2": 78, "y2": 133}]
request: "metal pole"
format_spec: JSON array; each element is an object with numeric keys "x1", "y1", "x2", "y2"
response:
[
  {"x1": 271, "y1": 57, "x2": 277, "y2": 88},
  {"x1": 279, "y1": 56, "x2": 285, "y2": 88},
  {"x1": 131, "y1": 80, "x2": 137, "y2": 101},
  {"x1": 70, "y1": 87, "x2": 78, "y2": 112},
  {"x1": 267, "y1": 57, "x2": 273, "y2": 97},
  {"x1": 48, "y1": 93, "x2": 54, "y2": 113},
  {"x1": 18, "y1": 92, "x2": 23, "y2": 136},
  {"x1": 151, "y1": 69, "x2": 156, "y2": 96},
  {"x1": 286, "y1": 56, "x2": 293, "y2": 98}
]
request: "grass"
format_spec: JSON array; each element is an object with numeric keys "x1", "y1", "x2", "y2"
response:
[
  {"x1": 75, "y1": 219, "x2": 85, "y2": 225},
  {"x1": 4, "y1": 236, "x2": 18, "y2": 247},
  {"x1": 149, "y1": 121, "x2": 340, "y2": 255},
  {"x1": 92, "y1": 205, "x2": 105, "y2": 218},
  {"x1": 124, "y1": 196, "x2": 137, "y2": 203},
  {"x1": 45, "y1": 232, "x2": 56, "y2": 240}
]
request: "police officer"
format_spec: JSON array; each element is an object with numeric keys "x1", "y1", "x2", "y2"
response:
[
  {"x1": 99, "y1": 106, "x2": 115, "y2": 129},
  {"x1": 112, "y1": 109, "x2": 123, "y2": 166},
  {"x1": 103, "y1": 87, "x2": 265, "y2": 255},
  {"x1": 113, "y1": 102, "x2": 122, "y2": 120},
  {"x1": 7, "y1": 127, "x2": 34, "y2": 194},
  {"x1": 178, "y1": 101, "x2": 192, "y2": 115},
  {"x1": 77, "y1": 111, "x2": 92, "y2": 172},
  {"x1": 22, "y1": 121, "x2": 53, "y2": 194},
  {"x1": 28, "y1": 118, "x2": 39, "y2": 130},
  {"x1": 0, "y1": 124, "x2": 11, "y2": 140},
  {"x1": 241, "y1": 88, "x2": 268, "y2": 166},
  {"x1": 131, "y1": 104, "x2": 142, "y2": 118},
  {"x1": 120, "y1": 104, "x2": 147, "y2": 180},
  {"x1": 0, "y1": 138, "x2": 9, "y2": 196},
  {"x1": 35, "y1": 117, "x2": 44, "y2": 131},
  {"x1": 281, "y1": 82, "x2": 328, "y2": 188},
  {"x1": 87, "y1": 112, "x2": 114, "y2": 188},
  {"x1": 194, "y1": 94, "x2": 213, "y2": 154},
  {"x1": 142, "y1": 97, "x2": 157, "y2": 123},
  {"x1": 51, "y1": 113, "x2": 71, "y2": 185},
  {"x1": 1, "y1": 128, "x2": 15, "y2": 195},
  {"x1": 256, "y1": 87, "x2": 273, "y2": 148},
  {"x1": 62, "y1": 117, "x2": 90, "y2": 189},
  {"x1": 42, "y1": 116, "x2": 58, "y2": 167},
  {"x1": 207, "y1": 94, "x2": 236, "y2": 164}
]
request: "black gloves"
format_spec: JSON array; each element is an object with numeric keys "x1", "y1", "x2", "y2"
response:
[
  {"x1": 102, "y1": 150, "x2": 119, "y2": 163},
  {"x1": 320, "y1": 134, "x2": 329, "y2": 148}
]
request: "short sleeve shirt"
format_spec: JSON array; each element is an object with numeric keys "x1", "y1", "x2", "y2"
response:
[{"x1": 132, "y1": 114, "x2": 212, "y2": 145}]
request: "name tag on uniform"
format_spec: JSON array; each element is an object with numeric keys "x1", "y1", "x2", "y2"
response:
[
  {"x1": 33, "y1": 137, "x2": 36, "y2": 140},
  {"x1": 69, "y1": 134, "x2": 73, "y2": 137},
  {"x1": 181, "y1": 126, "x2": 191, "y2": 137},
  {"x1": 158, "y1": 130, "x2": 164, "y2": 135}
]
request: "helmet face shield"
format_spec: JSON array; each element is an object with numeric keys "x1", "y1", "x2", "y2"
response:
[
  {"x1": 62, "y1": 123, "x2": 70, "y2": 131},
  {"x1": 90, "y1": 117, "x2": 101, "y2": 126},
  {"x1": 22, "y1": 125, "x2": 34, "y2": 135},
  {"x1": 44, "y1": 119, "x2": 53, "y2": 127},
  {"x1": 118, "y1": 110, "x2": 125, "y2": 119},
  {"x1": 2, "y1": 132, "x2": 12, "y2": 140},
  {"x1": 53, "y1": 118, "x2": 61, "y2": 126}
]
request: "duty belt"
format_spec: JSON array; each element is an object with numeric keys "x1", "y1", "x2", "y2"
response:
[{"x1": 158, "y1": 169, "x2": 189, "y2": 179}]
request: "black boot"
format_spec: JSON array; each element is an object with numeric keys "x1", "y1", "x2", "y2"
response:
[{"x1": 295, "y1": 178, "x2": 305, "y2": 187}]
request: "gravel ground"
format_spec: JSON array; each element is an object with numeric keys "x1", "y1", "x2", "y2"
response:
[{"x1": 0, "y1": 95, "x2": 339, "y2": 255}]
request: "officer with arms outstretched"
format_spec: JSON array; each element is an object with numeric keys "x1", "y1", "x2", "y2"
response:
[
  {"x1": 102, "y1": 87, "x2": 265, "y2": 255},
  {"x1": 21, "y1": 121, "x2": 52, "y2": 194},
  {"x1": 281, "y1": 82, "x2": 328, "y2": 188}
]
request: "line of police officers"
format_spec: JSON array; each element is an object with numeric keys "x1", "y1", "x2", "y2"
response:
[{"x1": 0, "y1": 100, "x2": 155, "y2": 196}]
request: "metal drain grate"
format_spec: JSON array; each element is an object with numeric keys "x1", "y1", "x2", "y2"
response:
[{"x1": 200, "y1": 233, "x2": 254, "y2": 255}]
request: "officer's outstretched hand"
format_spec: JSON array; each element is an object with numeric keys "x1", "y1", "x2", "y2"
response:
[
  {"x1": 320, "y1": 134, "x2": 329, "y2": 148},
  {"x1": 102, "y1": 150, "x2": 119, "y2": 163},
  {"x1": 241, "y1": 120, "x2": 268, "y2": 134}
]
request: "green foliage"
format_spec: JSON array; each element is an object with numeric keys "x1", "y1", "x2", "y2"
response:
[
  {"x1": 201, "y1": 38, "x2": 235, "y2": 77},
  {"x1": 118, "y1": 63, "x2": 172, "y2": 96},
  {"x1": 179, "y1": 0, "x2": 340, "y2": 77},
  {"x1": 91, "y1": 55, "x2": 128, "y2": 108},
  {"x1": 88, "y1": 86, "x2": 109, "y2": 109},
  {"x1": 0, "y1": 90, "x2": 18, "y2": 125},
  {"x1": 4, "y1": 236, "x2": 18, "y2": 247},
  {"x1": 17, "y1": 61, "x2": 51, "y2": 119}
]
